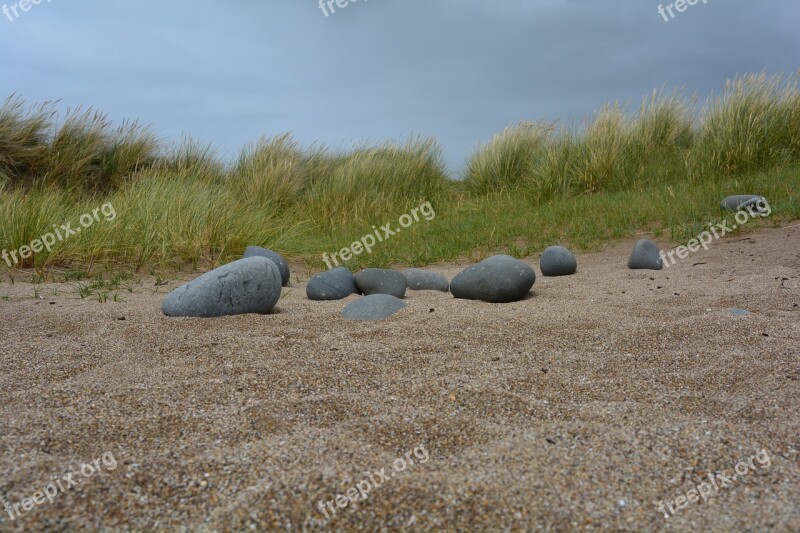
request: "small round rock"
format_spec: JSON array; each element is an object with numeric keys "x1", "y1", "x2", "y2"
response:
[
  {"x1": 403, "y1": 268, "x2": 450, "y2": 292},
  {"x1": 627, "y1": 239, "x2": 663, "y2": 270},
  {"x1": 307, "y1": 267, "x2": 359, "y2": 301},
  {"x1": 539, "y1": 246, "x2": 577, "y2": 276},
  {"x1": 243, "y1": 246, "x2": 290, "y2": 286},
  {"x1": 355, "y1": 269, "x2": 407, "y2": 298},
  {"x1": 342, "y1": 294, "x2": 408, "y2": 321}
]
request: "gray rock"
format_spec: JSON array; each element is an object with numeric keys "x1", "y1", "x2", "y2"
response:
[
  {"x1": 307, "y1": 267, "x2": 359, "y2": 301},
  {"x1": 721, "y1": 195, "x2": 768, "y2": 213},
  {"x1": 450, "y1": 255, "x2": 536, "y2": 303},
  {"x1": 163, "y1": 257, "x2": 282, "y2": 318},
  {"x1": 627, "y1": 239, "x2": 663, "y2": 270},
  {"x1": 243, "y1": 246, "x2": 290, "y2": 286},
  {"x1": 403, "y1": 268, "x2": 450, "y2": 292},
  {"x1": 355, "y1": 268, "x2": 407, "y2": 298},
  {"x1": 540, "y1": 246, "x2": 577, "y2": 276},
  {"x1": 728, "y1": 308, "x2": 750, "y2": 316},
  {"x1": 342, "y1": 294, "x2": 408, "y2": 321}
]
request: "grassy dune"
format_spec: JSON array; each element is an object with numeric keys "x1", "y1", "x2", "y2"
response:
[{"x1": 1, "y1": 72, "x2": 799, "y2": 277}]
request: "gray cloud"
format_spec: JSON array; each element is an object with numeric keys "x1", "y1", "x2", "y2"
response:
[{"x1": 1, "y1": 0, "x2": 798, "y2": 170}]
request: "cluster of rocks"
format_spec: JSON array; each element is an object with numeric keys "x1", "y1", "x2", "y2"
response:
[
  {"x1": 162, "y1": 249, "x2": 563, "y2": 321},
  {"x1": 162, "y1": 194, "x2": 766, "y2": 320},
  {"x1": 160, "y1": 245, "x2": 595, "y2": 321},
  {"x1": 306, "y1": 257, "x2": 541, "y2": 320}
]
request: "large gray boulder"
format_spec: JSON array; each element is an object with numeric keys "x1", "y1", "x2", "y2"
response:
[
  {"x1": 721, "y1": 195, "x2": 767, "y2": 212},
  {"x1": 354, "y1": 269, "x2": 407, "y2": 298},
  {"x1": 243, "y1": 246, "x2": 290, "y2": 286},
  {"x1": 342, "y1": 294, "x2": 408, "y2": 321},
  {"x1": 627, "y1": 239, "x2": 663, "y2": 270},
  {"x1": 540, "y1": 246, "x2": 577, "y2": 276},
  {"x1": 307, "y1": 267, "x2": 359, "y2": 301},
  {"x1": 403, "y1": 268, "x2": 450, "y2": 292},
  {"x1": 163, "y1": 257, "x2": 282, "y2": 317},
  {"x1": 450, "y1": 255, "x2": 535, "y2": 303}
]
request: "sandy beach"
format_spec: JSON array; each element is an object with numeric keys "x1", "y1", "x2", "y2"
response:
[{"x1": 1, "y1": 225, "x2": 798, "y2": 531}]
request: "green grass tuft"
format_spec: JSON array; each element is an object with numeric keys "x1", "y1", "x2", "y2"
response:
[{"x1": 1, "y1": 72, "x2": 799, "y2": 274}]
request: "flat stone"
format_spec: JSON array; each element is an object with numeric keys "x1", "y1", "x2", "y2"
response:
[
  {"x1": 728, "y1": 308, "x2": 751, "y2": 316},
  {"x1": 355, "y1": 269, "x2": 407, "y2": 298},
  {"x1": 450, "y1": 255, "x2": 536, "y2": 303},
  {"x1": 403, "y1": 268, "x2": 450, "y2": 292},
  {"x1": 540, "y1": 246, "x2": 577, "y2": 276},
  {"x1": 627, "y1": 239, "x2": 663, "y2": 270},
  {"x1": 243, "y1": 246, "x2": 290, "y2": 286},
  {"x1": 162, "y1": 257, "x2": 282, "y2": 318},
  {"x1": 342, "y1": 294, "x2": 408, "y2": 321},
  {"x1": 307, "y1": 267, "x2": 359, "y2": 301},
  {"x1": 721, "y1": 195, "x2": 768, "y2": 212}
]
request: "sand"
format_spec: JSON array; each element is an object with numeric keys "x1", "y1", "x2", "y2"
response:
[{"x1": 0, "y1": 225, "x2": 798, "y2": 532}]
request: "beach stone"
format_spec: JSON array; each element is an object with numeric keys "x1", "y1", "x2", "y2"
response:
[
  {"x1": 163, "y1": 257, "x2": 282, "y2": 318},
  {"x1": 721, "y1": 195, "x2": 768, "y2": 212},
  {"x1": 627, "y1": 239, "x2": 663, "y2": 270},
  {"x1": 540, "y1": 246, "x2": 577, "y2": 276},
  {"x1": 307, "y1": 267, "x2": 359, "y2": 301},
  {"x1": 450, "y1": 254, "x2": 536, "y2": 303},
  {"x1": 355, "y1": 268, "x2": 407, "y2": 298},
  {"x1": 403, "y1": 268, "x2": 450, "y2": 292},
  {"x1": 728, "y1": 308, "x2": 751, "y2": 316},
  {"x1": 243, "y1": 246, "x2": 290, "y2": 286},
  {"x1": 342, "y1": 294, "x2": 408, "y2": 321}
]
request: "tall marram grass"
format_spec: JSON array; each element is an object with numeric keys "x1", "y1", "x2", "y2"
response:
[
  {"x1": 1, "y1": 72, "x2": 799, "y2": 272},
  {"x1": 229, "y1": 134, "x2": 306, "y2": 209},
  {"x1": 0, "y1": 98, "x2": 51, "y2": 187},
  {"x1": 465, "y1": 121, "x2": 552, "y2": 194},
  {"x1": 303, "y1": 138, "x2": 449, "y2": 225},
  {"x1": 465, "y1": 73, "x2": 799, "y2": 198},
  {"x1": 0, "y1": 96, "x2": 160, "y2": 192},
  {"x1": 0, "y1": 111, "x2": 451, "y2": 268},
  {"x1": 693, "y1": 72, "x2": 800, "y2": 176},
  {"x1": 157, "y1": 137, "x2": 225, "y2": 179},
  {"x1": 466, "y1": 91, "x2": 696, "y2": 201}
]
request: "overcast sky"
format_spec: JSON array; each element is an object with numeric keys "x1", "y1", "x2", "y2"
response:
[{"x1": 1, "y1": 0, "x2": 798, "y2": 172}]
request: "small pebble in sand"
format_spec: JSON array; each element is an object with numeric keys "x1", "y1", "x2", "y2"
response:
[
  {"x1": 342, "y1": 294, "x2": 408, "y2": 321},
  {"x1": 627, "y1": 239, "x2": 663, "y2": 270}
]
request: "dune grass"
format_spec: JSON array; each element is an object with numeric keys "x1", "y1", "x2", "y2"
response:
[{"x1": 1, "y1": 72, "x2": 799, "y2": 278}]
